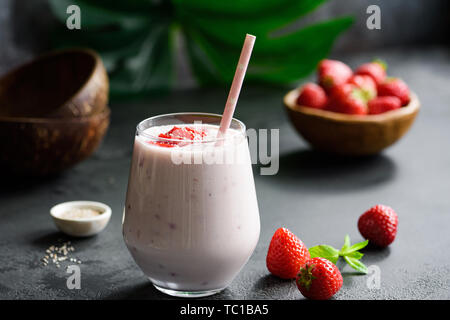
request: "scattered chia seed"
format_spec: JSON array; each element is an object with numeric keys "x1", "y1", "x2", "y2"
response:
[{"x1": 41, "y1": 240, "x2": 82, "y2": 268}]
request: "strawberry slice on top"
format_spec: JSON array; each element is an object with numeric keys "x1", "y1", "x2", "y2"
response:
[{"x1": 150, "y1": 126, "x2": 207, "y2": 147}]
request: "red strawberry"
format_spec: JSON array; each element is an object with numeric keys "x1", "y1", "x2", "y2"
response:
[
  {"x1": 296, "y1": 257, "x2": 343, "y2": 300},
  {"x1": 358, "y1": 204, "x2": 398, "y2": 247},
  {"x1": 163, "y1": 126, "x2": 206, "y2": 140},
  {"x1": 368, "y1": 96, "x2": 402, "y2": 114},
  {"x1": 378, "y1": 78, "x2": 411, "y2": 106},
  {"x1": 318, "y1": 59, "x2": 353, "y2": 92},
  {"x1": 327, "y1": 83, "x2": 368, "y2": 115},
  {"x1": 153, "y1": 126, "x2": 206, "y2": 147},
  {"x1": 266, "y1": 228, "x2": 310, "y2": 279},
  {"x1": 355, "y1": 60, "x2": 387, "y2": 85},
  {"x1": 348, "y1": 75, "x2": 377, "y2": 100},
  {"x1": 159, "y1": 127, "x2": 193, "y2": 140},
  {"x1": 296, "y1": 83, "x2": 328, "y2": 109},
  {"x1": 159, "y1": 126, "x2": 206, "y2": 141}
]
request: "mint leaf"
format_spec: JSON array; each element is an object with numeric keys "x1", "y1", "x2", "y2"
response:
[
  {"x1": 343, "y1": 256, "x2": 368, "y2": 274},
  {"x1": 309, "y1": 235, "x2": 368, "y2": 274},
  {"x1": 343, "y1": 239, "x2": 369, "y2": 254},
  {"x1": 340, "y1": 234, "x2": 351, "y2": 252},
  {"x1": 337, "y1": 235, "x2": 368, "y2": 273},
  {"x1": 345, "y1": 251, "x2": 363, "y2": 259},
  {"x1": 309, "y1": 245, "x2": 339, "y2": 264}
]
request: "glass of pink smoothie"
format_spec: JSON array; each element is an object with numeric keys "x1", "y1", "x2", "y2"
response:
[{"x1": 123, "y1": 113, "x2": 260, "y2": 298}]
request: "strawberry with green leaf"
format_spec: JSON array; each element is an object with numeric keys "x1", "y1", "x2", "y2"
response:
[
  {"x1": 355, "y1": 59, "x2": 387, "y2": 85},
  {"x1": 326, "y1": 83, "x2": 369, "y2": 115},
  {"x1": 308, "y1": 235, "x2": 369, "y2": 274}
]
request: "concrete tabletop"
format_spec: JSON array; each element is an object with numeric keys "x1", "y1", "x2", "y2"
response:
[{"x1": 1, "y1": 47, "x2": 449, "y2": 300}]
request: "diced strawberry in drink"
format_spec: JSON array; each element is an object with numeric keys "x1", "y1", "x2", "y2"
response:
[{"x1": 147, "y1": 126, "x2": 207, "y2": 147}]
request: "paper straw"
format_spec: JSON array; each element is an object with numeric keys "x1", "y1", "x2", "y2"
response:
[{"x1": 218, "y1": 34, "x2": 256, "y2": 137}]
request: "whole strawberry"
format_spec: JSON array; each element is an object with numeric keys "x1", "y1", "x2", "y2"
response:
[
  {"x1": 296, "y1": 257, "x2": 343, "y2": 300},
  {"x1": 327, "y1": 83, "x2": 368, "y2": 115},
  {"x1": 348, "y1": 74, "x2": 377, "y2": 101},
  {"x1": 355, "y1": 60, "x2": 387, "y2": 85},
  {"x1": 358, "y1": 204, "x2": 398, "y2": 247},
  {"x1": 378, "y1": 78, "x2": 410, "y2": 106},
  {"x1": 266, "y1": 228, "x2": 310, "y2": 279},
  {"x1": 368, "y1": 96, "x2": 402, "y2": 114},
  {"x1": 318, "y1": 59, "x2": 353, "y2": 92},
  {"x1": 296, "y1": 83, "x2": 328, "y2": 109}
]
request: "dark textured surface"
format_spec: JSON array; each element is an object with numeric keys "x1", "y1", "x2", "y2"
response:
[{"x1": 0, "y1": 47, "x2": 450, "y2": 300}]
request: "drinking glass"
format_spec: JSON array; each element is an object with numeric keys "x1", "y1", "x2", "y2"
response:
[{"x1": 123, "y1": 113, "x2": 260, "y2": 297}]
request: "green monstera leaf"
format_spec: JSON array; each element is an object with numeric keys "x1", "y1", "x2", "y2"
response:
[{"x1": 48, "y1": 0, "x2": 353, "y2": 98}]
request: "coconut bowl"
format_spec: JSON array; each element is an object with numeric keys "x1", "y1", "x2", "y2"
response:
[
  {"x1": 0, "y1": 48, "x2": 108, "y2": 118},
  {"x1": 284, "y1": 88, "x2": 420, "y2": 156},
  {"x1": 0, "y1": 108, "x2": 110, "y2": 176},
  {"x1": 0, "y1": 48, "x2": 110, "y2": 176}
]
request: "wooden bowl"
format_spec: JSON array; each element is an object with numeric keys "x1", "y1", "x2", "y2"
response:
[
  {"x1": 284, "y1": 89, "x2": 420, "y2": 156},
  {"x1": 0, "y1": 48, "x2": 108, "y2": 118},
  {"x1": 0, "y1": 107, "x2": 110, "y2": 176}
]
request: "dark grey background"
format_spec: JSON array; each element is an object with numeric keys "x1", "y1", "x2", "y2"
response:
[{"x1": 1, "y1": 0, "x2": 450, "y2": 300}]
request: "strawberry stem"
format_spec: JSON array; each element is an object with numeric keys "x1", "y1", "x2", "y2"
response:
[
  {"x1": 297, "y1": 263, "x2": 316, "y2": 291},
  {"x1": 373, "y1": 58, "x2": 388, "y2": 71}
]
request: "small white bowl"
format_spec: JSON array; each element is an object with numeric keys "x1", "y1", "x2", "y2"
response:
[{"x1": 50, "y1": 201, "x2": 112, "y2": 237}]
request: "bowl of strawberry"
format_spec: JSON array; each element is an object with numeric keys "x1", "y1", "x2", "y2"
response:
[{"x1": 284, "y1": 59, "x2": 420, "y2": 156}]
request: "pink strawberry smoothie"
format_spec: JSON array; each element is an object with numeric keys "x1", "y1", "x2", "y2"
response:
[{"x1": 123, "y1": 118, "x2": 260, "y2": 297}]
